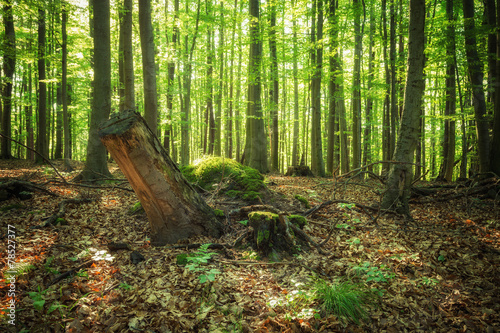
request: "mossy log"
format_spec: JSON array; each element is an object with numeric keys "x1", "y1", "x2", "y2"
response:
[
  {"x1": 248, "y1": 211, "x2": 308, "y2": 257},
  {"x1": 99, "y1": 110, "x2": 223, "y2": 245}
]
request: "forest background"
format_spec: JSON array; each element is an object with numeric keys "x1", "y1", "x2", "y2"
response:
[{"x1": 1, "y1": 0, "x2": 500, "y2": 184}]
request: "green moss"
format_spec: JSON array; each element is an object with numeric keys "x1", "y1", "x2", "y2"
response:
[
  {"x1": 181, "y1": 156, "x2": 266, "y2": 200},
  {"x1": 295, "y1": 195, "x2": 311, "y2": 209},
  {"x1": 128, "y1": 202, "x2": 144, "y2": 215},
  {"x1": 55, "y1": 218, "x2": 68, "y2": 226},
  {"x1": 176, "y1": 253, "x2": 188, "y2": 265},
  {"x1": 213, "y1": 209, "x2": 225, "y2": 218},
  {"x1": 249, "y1": 211, "x2": 279, "y2": 222},
  {"x1": 289, "y1": 215, "x2": 307, "y2": 229},
  {"x1": 0, "y1": 204, "x2": 23, "y2": 211}
]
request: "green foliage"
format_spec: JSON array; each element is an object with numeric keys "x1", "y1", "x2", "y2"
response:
[
  {"x1": 294, "y1": 195, "x2": 310, "y2": 209},
  {"x1": 315, "y1": 280, "x2": 370, "y2": 324},
  {"x1": 181, "y1": 157, "x2": 265, "y2": 200},
  {"x1": 352, "y1": 262, "x2": 395, "y2": 283},
  {"x1": 28, "y1": 286, "x2": 47, "y2": 312},
  {"x1": 289, "y1": 214, "x2": 307, "y2": 228},
  {"x1": 118, "y1": 282, "x2": 133, "y2": 290},
  {"x1": 128, "y1": 202, "x2": 144, "y2": 215},
  {"x1": 185, "y1": 244, "x2": 221, "y2": 283},
  {"x1": 213, "y1": 209, "x2": 225, "y2": 217},
  {"x1": 0, "y1": 203, "x2": 23, "y2": 211},
  {"x1": 44, "y1": 256, "x2": 59, "y2": 275}
]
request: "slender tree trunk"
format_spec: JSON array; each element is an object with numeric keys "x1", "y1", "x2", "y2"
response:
[
  {"x1": 205, "y1": 15, "x2": 215, "y2": 155},
  {"x1": 36, "y1": 8, "x2": 49, "y2": 163},
  {"x1": 381, "y1": 0, "x2": 391, "y2": 173},
  {"x1": 245, "y1": 0, "x2": 268, "y2": 173},
  {"x1": 291, "y1": 0, "x2": 300, "y2": 167},
  {"x1": 214, "y1": 1, "x2": 224, "y2": 156},
  {"x1": 77, "y1": 0, "x2": 112, "y2": 180},
  {"x1": 269, "y1": 0, "x2": 279, "y2": 171},
  {"x1": 164, "y1": 0, "x2": 179, "y2": 154},
  {"x1": 381, "y1": 0, "x2": 425, "y2": 212},
  {"x1": 363, "y1": 1, "x2": 374, "y2": 172},
  {"x1": 1, "y1": 0, "x2": 15, "y2": 159},
  {"x1": 351, "y1": 0, "x2": 362, "y2": 172},
  {"x1": 139, "y1": 0, "x2": 158, "y2": 135},
  {"x1": 462, "y1": 0, "x2": 490, "y2": 173},
  {"x1": 310, "y1": 0, "x2": 325, "y2": 176},
  {"x1": 326, "y1": 0, "x2": 337, "y2": 174},
  {"x1": 485, "y1": 0, "x2": 496, "y2": 105},
  {"x1": 226, "y1": 0, "x2": 238, "y2": 159},
  {"x1": 121, "y1": 0, "x2": 135, "y2": 111},
  {"x1": 62, "y1": 1, "x2": 72, "y2": 170},
  {"x1": 490, "y1": 0, "x2": 500, "y2": 175}
]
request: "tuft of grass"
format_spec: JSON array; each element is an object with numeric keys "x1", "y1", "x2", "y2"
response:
[{"x1": 315, "y1": 280, "x2": 370, "y2": 324}]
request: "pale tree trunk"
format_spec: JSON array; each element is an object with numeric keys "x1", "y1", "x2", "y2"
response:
[
  {"x1": 214, "y1": 1, "x2": 224, "y2": 157},
  {"x1": 291, "y1": 0, "x2": 300, "y2": 167},
  {"x1": 164, "y1": 0, "x2": 179, "y2": 154},
  {"x1": 269, "y1": 0, "x2": 279, "y2": 172},
  {"x1": 351, "y1": 0, "x2": 362, "y2": 172},
  {"x1": 180, "y1": 0, "x2": 201, "y2": 165},
  {"x1": 439, "y1": 0, "x2": 456, "y2": 181},
  {"x1": 490, "y1": 0, "x2": 500, "y2": 175},
  {"x1": 77, "y1": 0, "x2": 112, "y2": 180},
  {"x1": 245, "y1": 0, "x2": 268, "y2": 173},
  {"x1": 326, "y1": 0, "x2": 337, "y2": 174},
  {"x1": 381, "y1": 0, "x2": 425, "y2": 212},
  {"x1": 462, "y1": 0, "x2": 490, "y2": 174},
  {"x1": 139, "y1": 0, "x2": 158, "y2": 135},
  {"x1": 1, "y1": 0, "x2": 15, "y2": 159},
  {"x1": 62, "y1": 2, "x2": 72, "y2": 171},
  {"x1": 36, "y1": 8, "x2": 49, "y2": 163},
  {"x1": 121, "y1": 0, "x2": 135, "y2": 111},
  {"x1": 99, "y1": 110, "x2": 223, "y2": 246},
  {"x1": 310, "y1": 0, "x2": 325, "y2": 177},
  {"x1": 226, "y1": 0, "x2": 238, "y2": 159},
  {"x1": 381, "y1": 0, "x2": 391, "y2": 174},
  {"x1": 363, "y1": 1, "x2": 374, "y2": 172}
]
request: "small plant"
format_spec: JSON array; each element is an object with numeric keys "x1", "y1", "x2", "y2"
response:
[
  {"x1": 353, "y1": 262, "x2": 395, "y2": 283},
  {"x1": 315, "y1": 280, "x2": 370, "y2": 324},
  {"x1": 28, "y1": 286, "x2": 48, "y2": 312},
  {"x1": 118, "y1": 282, "x2": 133, "y2": 290},
  {"x1": 419, "y1": 276, "x2": 439, "y2": 287},
  {"x1": 185, "y1": 244, "x2": 221, "y2": 283},
  {"x1": 44, "y1": 257, "x2": 59, "y2": 275}
]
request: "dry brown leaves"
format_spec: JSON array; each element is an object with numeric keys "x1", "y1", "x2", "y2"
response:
[{"x1": 0, "y1": 162, "x2": 499, "y2": 332}]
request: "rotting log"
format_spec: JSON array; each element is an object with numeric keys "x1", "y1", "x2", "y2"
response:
[{"x1": 99, "y1": 110, "x2": 223, "y2": 245}]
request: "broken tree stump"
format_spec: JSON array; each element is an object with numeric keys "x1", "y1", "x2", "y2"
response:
[{"x1": 98, "y1": 110, "x2": 223, "y2": 245}]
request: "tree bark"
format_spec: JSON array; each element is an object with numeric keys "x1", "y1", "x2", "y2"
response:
[
  {"x1": 1, "y1": 0, "x2": 15, "y2": 159},
  {"x1": 36, "y1": 8, "x2": 49, "y2": 163},
  {"x1": 351, "y1": 0, "x2": 362, "y2": 172},
  {"x1": 490, "y1": 0, "x2": 500, "y2": 175},
  {"x1": 310, "y1": 0, "x2": 325, "y2": 177},
  {"x1": 121, "y1": 0, "x2": 135, "y2": 111},
  {"x1": 381, "y1": 0, "x2": 425, "y2": 212},
  {"x1": 139, "y1": 0, "x2": 158, "y2": 135},
  {"x1": 462, "y1": 0, "x2": 490, "y2": 174},
  {"x1": 269, "y1": 0, "x2": 279, "y2": 172},
  {"x1": 291, "y1": 0, "x2": 300, "y2": 167},
  {"x1": 77, "y1": 0, "x2": 112, "y2": 180},
  {"x1": 245, "y1": 0, "x2": 268, "y2": 173},
  {"x1": 99, "y1": 110, "x2": 223, "y2": 245}
]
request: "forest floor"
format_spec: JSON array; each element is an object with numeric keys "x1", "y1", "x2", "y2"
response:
[{"x1": 1, "y1": 159, "x2": 499, "y2": 333}]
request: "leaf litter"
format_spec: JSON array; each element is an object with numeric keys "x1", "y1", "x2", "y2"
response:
[{"x1": 0, "y1": 161, "x2": 499, "y2": 332}]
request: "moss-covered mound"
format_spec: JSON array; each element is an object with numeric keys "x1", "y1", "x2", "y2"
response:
[{"x1": 181, "y1": 156, "x2": 266, "y2": 200}]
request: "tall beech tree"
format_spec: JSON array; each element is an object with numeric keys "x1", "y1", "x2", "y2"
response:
[
  {"x1": 462, "y1": 0, "x2": 490, "y2": 174},
  {"x1": 381, "y1": 0, "x2": 425, "y2": 212},
  {"x1": 119, "y1": 0, "x2": 135, "y2": 111},
  {"x1": 310, "y1": 0, "x2": 325, "y2": 177},
  {"x1": 36, "y1": 8, "x2": 49, "y2": 163},
  {"x1": 139, "y1": 0, "x2": 159, "y2": 136},
  {"x1": 77, "y1": 0, "x2": 112, "y2": 180},
  {"x1": 245, "y1": 0, "x2": 268, "y2": 173},
  {"x1": 1, "y1": 0, "x2": 15, "y2": 159},
  {"x1": 491, "y1": 0, "x2": 500, "y2": 175},
  {"x1": 269, "y1": 0, "x2": 279, "y2": 171}
]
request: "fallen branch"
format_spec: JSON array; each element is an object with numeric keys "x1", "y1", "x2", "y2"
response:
[
  {"x1": 48, "y1": 259, "x2": 94, "y2": 286},
  {"x1": 31, "y1": 198, "x2": 95, "y2": 229},
  {"x1": 0, "y1": 133, "x2": 67, "y2": 183}
]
